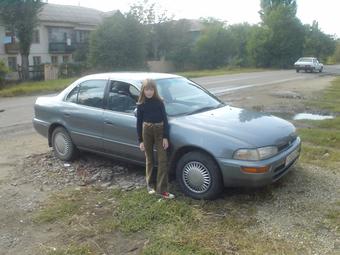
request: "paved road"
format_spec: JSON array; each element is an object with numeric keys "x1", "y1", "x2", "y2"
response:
[{"x1": 0, "y1": 65, "x2": 339, "y2": 134}]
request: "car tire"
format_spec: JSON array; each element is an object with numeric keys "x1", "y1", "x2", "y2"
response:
[
  {"x1": 296, "y1": 69, "x2": 299, "y2": 73},
  {"x1": 319, "y1": 67, "x2": 323, "y2": 73},
  {"x1": 52, "y1": 127, "x2": 78, "y2": 161},
  {"x1": 176, "y1": 151, "x2": 223, "y2": 200}
]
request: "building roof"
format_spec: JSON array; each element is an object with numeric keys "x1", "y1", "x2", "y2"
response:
[{"x1": 38, "y1": 3, "x2": 108, "y2": 26}]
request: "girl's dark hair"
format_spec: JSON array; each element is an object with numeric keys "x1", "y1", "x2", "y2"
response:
[{"x1": 137, "y1": 79, "x2": 163, "y2": 104}]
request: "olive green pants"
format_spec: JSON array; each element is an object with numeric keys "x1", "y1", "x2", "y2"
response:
[{"x1": 142, "y1": 122, "x2": 168, "y2": 194}]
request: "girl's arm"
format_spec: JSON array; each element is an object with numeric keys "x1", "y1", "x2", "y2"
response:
[
  {"x1": 136, "y1": 104, "x2": 143, "y2": 143},
  {"x1": 160, "y1": 102, "x2": 169, "y2": 140}
]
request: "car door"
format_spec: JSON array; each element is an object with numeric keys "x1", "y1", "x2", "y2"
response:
[
  {"x1": 102, "y1": 80, "x2": 145, "y2": 163},
  {"x1": 63, "y1": 79, "x2": 108, "y2": 152}
]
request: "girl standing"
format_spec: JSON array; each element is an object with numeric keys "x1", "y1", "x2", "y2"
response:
[{"x1": 136, "y1": 79, "x2": 175, "y2": 199}]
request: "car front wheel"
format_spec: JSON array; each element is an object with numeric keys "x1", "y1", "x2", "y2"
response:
[
  {"x1": 176, "y1": 151, "x2": 223, "y2": 200},
  {"x1": 52, "y1": 127, "x2": 77, "y2": 161}
]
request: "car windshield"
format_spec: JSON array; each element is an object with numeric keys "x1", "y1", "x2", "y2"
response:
[
  {"x1": 298, "y1": 58, "x2": 313, "y2": 62},
  {"x1": 155, "y1": 77, "x2": 224, "y2": 116}
]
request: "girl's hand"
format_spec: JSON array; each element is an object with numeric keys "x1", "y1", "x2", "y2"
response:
[
  {"x1": 139, "y1": 142, "x2": 145, "y2": 151},
  {"x1": 163, "y1": 138, "x2": 169, "y2": 150}
]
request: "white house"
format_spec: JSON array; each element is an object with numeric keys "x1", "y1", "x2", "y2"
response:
[{"x1": 0, "y1": 3, "x2": 108, "y2": 71}]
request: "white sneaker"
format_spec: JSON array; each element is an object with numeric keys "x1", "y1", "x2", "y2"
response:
[{"x1": 147, "y1": 187, "x2": 156, "y2": 194}]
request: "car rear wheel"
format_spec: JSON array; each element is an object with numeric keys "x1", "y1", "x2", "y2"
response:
[
  {"x1": 52, "y1": 127, "x2": 77, "y2": 161},
  {"x1": 296, "y1": 69, "x2": 299, "y2": 73},
  {"x1": 176, "y1": 151, "x2": 223, "y2": 200},
  {"x1": 319, "y1": 67, "x2": 323, "y2": 73}
]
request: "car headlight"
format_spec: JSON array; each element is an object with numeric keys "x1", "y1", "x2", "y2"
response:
[{"x1": 233, "y1": 146, "x2": 278, "y2": 161}]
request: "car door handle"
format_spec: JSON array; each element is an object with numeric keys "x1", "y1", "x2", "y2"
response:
[
  {"x1": 104, "y1": 120, "x2": 115, "y2": 126},
  {"x1": 64, "y1": 113, "x2": 71, "y2": 117}
]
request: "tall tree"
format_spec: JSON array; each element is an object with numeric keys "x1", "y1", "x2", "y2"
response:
[
  {"x1": 193, "y1": 20, "x2": 235, "y2": 69},
  {"x1": 249, "y1": 0, "x2": 304, "y2": 68},
  {"x1": 303, "y1": 21, "x2": 336, "y2": 61},
  {"x1": 0, "y1": 0, "x2": 43, "y2": 80},
  {"x1": 89, "y1": 12, "x2": 147, "y2": 70}
]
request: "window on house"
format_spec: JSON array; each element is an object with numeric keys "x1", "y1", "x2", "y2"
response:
[
  {"x1": 8, "y1": 57, "x2": 17, "y2": 71},
  {"x1": 62, "y1": 55, "x2": 70, "y2": 63},
  {"x1": 75, "y1": 30, "x2": 90, "y2": 43},
  {"x1": 51, "y1": 56, "x2": 58, "y2": 65},
  {"x1": 32, "y1": 30, "x2": 40, "y2": 44},
  {"x1": 33, "y1": 56, "x2": 41, "y2": 65}
]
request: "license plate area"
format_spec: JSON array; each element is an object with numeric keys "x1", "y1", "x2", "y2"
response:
[{"x1": 285, "y1": 148, "x2": 299, "y2": 166}]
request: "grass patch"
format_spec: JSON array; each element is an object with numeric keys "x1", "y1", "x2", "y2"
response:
[
  {"x1": 34, "y1": 187, "x2": 299, "y2": 255},
  {"x1": 34, "y1": 191, "x2": 83, "y2": 223},
  {"x1": 306, "y1": 78, "x2": 340, "y2": 113},
  {"x1": 176, "y1": 67, "x2": 268, "y2": 78},
  {"x1": 296, "y1": 77, "x2": 340, "y2": 169},
  {"x1": 41, "y1": 245, "x2": 93, "y2": 255},
  {"x1": 298, "y1": 128, "x2": 340, "y2": 149},
  {"x1": 0, "y1": 78, "x2": 76, "y2": 97}
]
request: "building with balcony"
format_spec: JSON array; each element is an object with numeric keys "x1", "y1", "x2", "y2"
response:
[{"x1": 0, "y1": 3, "x2": 109, "y2": 71}]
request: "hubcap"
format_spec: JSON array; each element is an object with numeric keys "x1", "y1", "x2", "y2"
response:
[
  {"x1": 54, "y1": 133, "x2": 69, "y2": 156},
  {"x1": 182, "y1": 161, "x2": 211, "y2": 193}
]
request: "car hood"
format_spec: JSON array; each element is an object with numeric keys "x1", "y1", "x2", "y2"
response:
[{"x1": 172, "y1": 105, "x2": 297, "y2": 148}]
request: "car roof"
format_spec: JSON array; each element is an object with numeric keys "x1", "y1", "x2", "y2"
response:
[{"x1": 79, "y1": 72, "x2": 181, "y2": 87}]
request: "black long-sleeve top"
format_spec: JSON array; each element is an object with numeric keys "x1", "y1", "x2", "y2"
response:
[{"x1": 136, "y1": 97, "x2": 169, "y2": 143}]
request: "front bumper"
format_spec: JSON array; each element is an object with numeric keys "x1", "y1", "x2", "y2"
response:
[{"x1": 217, "y1": 136, "x2": 301, "y2": 187}]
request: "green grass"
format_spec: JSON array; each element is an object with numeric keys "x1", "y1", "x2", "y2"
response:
[
  {"x1": 43, "y1": 246, "x2": 93, "y2": 255},
  {"x1": 176, "y1": 67, "x2": 267, "y2": 78},
  {"x1": 34, "y1": 191, "x2": 82, "y2": 223},
  {"x1": 34, "y1": 187, "x2": 298, "y2": 255},
  {"x1": 0, "y1": 78, "x2": 76, "y2": 97},
  {"x1": 296, "y1": 77, "x2": 340, "y2": 169},
  {"x1": 306, "y1": 78, "x2": 340, "y2": 112}
]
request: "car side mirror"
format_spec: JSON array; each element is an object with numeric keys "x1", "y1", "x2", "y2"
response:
[{"x1": 133, "y1": 107, "x2": 137, "y2": 117}]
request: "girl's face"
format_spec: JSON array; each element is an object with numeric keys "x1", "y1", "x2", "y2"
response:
[{"x1": 144, "y1": 87, "x2": 154, "y2": 98}]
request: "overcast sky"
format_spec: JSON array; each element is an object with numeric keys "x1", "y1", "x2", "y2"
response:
[{"x1": 46, "y1": 0, "x2": 339, "y2": 38}]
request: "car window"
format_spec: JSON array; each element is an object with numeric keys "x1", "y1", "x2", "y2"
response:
[
  {"x1": 65, "y1": 85, "x2": 79, "y2": 103},
  {"x1": 107, "y1": 80, "x2": 137, "y2": 113},
  {"x1": 156, "y1": 78, "x2": 222, "y2": 116},
  {"x1": 77, "y1": 80, "x2": 107, "y2": 108}
]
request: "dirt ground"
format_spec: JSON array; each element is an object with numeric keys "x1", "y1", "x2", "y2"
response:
[{"x1": 0, "y1": 76, "x2": 339, "y2": 254}]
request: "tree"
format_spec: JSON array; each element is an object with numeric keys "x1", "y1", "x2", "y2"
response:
[
  {"x1": 303, "y1": 21, "x2": 336, "y2": 61},
  {"x1": 126, "y1": 0, "x2": 173, "y2": 61},
  {"x1": 228, "y1": 23, "x2": 255, "y2": 67},
  {"x1": 334, "y1": 41, "x2": 340, "y2": 63},
  {"x1": 0, "y1": 0, "x2": 43, "y2": 80},
  {"x1": 89, "y1": 12, "x2": 147, "y2": 71},
  {"x1": 248, "y1": 0, "x2": 304, "y2": 68},
  {"x1": 193, "y1": 20, "x2": 235, "y2": 69},
  {"x1": 164, "y1": 20, "x2": 195, "y2": 70}
]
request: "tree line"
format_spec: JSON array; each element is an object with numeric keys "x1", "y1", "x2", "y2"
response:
[
  {"x1": 89, "y1": 0, "x2": 337, "y2": 71},
  {"x1": 0, "y1": 0, "x2": 338, "y2": 81}
]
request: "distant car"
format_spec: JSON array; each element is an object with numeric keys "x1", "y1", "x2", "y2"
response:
[
  {"x1": 33, "y1": 72, "x2": 301, "y2": 200},
  {"x1": 294, "y1": 57, "x2": 323, "y2": 73}
]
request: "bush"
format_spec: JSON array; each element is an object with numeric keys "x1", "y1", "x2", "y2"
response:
[
  {"x1": 0, "y1": 60, "x2": 9, "y2": 88},
  {"x1": 58, "y1": 62, "x2": 87, "y2": 78}
]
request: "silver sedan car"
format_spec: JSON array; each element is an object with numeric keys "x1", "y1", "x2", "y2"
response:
[{"x1": 33, "y1": 72, "x2": 301, "y2": 199}]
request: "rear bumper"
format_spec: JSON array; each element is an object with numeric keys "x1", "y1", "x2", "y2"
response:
[
  {"x1": 217, "y1": 137, "x2": 301, "y2": 187},
  {"x1": 32, "y1": 117, "x2": 49, "y2": 138},
  {"x1": 295, "y1": 65, "x2": 315, "y2": 71}
]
